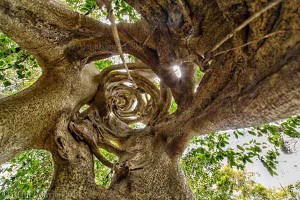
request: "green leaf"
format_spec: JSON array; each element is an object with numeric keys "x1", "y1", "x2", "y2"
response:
[
  {"x1": 0, "y1": 73, "x2": 4, "y2": 80},
  {"x1": 233, "y1": 131, "x2": 239, "y2": 139},
  {"x1": 3, "y1": 80, "x2": 11, "y2": 87},
  {"x1": 95, "y1": 59, "x2": 113, "y2": 70},
  {"x1": 237, "y1": 145, "x2": 245, "y2": 151},
  {"x1": 248, "y1": 130, "x2": 256, "y2": 136}
]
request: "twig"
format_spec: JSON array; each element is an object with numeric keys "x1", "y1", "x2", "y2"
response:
[
  {"x1": 214, "y1": 30, "x2": 286, "y2": 56},
  {"x1": 98, "y1": 137, "x2": 124, "y2": 156},
  {"x1": 143, "y1": 26, "x2": 157, "y2": 46},
  {"x1": 211, "y1": 0, "x2": 284, "y2": 52}
]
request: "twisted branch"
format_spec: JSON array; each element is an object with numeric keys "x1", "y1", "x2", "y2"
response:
[{"x1": 69, "y1": 120, "x2": 114, "y2": 169}]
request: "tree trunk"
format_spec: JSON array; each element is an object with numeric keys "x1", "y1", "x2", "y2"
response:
[
  {"x1": 44, "y1": 114, "x2": 104, "y2": 200},
  {"x1": 1, "y1": 0, "x2": 299, "y2": 199},
  {"x1": 107, "y1": 132, "x2": 195, "y2": 200},
  {"x1": 44, "y1": 123, "x2": 194, "y2": 200}
]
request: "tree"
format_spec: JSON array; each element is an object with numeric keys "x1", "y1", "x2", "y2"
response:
[
  {"x1": 0, "y1": 0, "x2": 299, "y2": 199},
  {"x1": 181, "y1": 132, "x2": 300, "y2": 200}
]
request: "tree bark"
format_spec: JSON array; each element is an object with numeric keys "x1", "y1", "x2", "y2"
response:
[
  {"x1": 44, "y1": 124, "x2": 195, "y2": 200},
  {"x1": 0, "y1": 63, "x2": 99, "y2": 164},
  {"x1": 44, "y1": 114, "x2": 104, "y2": 200},
  {"x1": 0, "y1": 0, "x2": 300, "y2": 199},
  {"x1": 107, "y1": 132, "x2": 195, "y2": 200},
  {"x1": 188, "y1": 0, "x2": 300, "y2": 135},
  {"x1": 189, "y1": 60, "x2": 300, "y2": 135}
]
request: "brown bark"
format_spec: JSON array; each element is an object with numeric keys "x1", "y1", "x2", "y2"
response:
[
  {"x1": 189, "y1": 49, "x2": 300, "y2": 135},
  {"x1": 188, "y1": 0, "x2": 300, "y2": 135},
  {"x1": 0, "y1": 0, "x2": 154, "y2": 66},
  {"x1": 0, "y1": 63, "x2": 99, "y2": 164},
  {"x1": 44, "y1": 114, "x2": 104, "y2": 200},
  {"x1": 0, "y1": 0, "x2": 299, "y2": 199},
  {"x1": 106, "y1": 132, "x2": 195, "y2": 200},
  {"x1": 44, "y1": 121, "x2": 195, "y2": 200}
]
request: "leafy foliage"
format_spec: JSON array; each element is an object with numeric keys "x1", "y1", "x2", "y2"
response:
[
  {"x1": 113, "y1": 0, "x2": 139, "y2": 22},
  {"x1": 169, "y1": 98, "x2": 178, "y2": 113},
  {"x1": 63, "y1": 0, "x2": 139, "y2": 22},
  {"x1": 94, "y1": 149, "x2": 117, "y2": 188},
  {"x1": 181, "y1": 125, "x2": 300, "y2": 199},
  {"x1": 186, "y1": 116, "x2": 300, "y2": 177},
  {"x1": 287, "y1": 181, "x2": 300, "y2": 199},
  {"x1": 0, "y1": 33, "x2": 41, "y2": 95},
  {"x1": 95, "y1": 59, "x2": 113, "y2": 70},
  {"x1": 181, "y1": 157, "x2": 299, "y2": 200},
  {"x1": 0, "y1": 149, "x2": 117, "y2": 199},
  {"x1": 0, "y1": 150, "x2": 52, "y2": 200}
]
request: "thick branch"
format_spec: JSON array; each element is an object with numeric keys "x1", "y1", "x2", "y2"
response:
[
  {"x1": 186, "y1": 0, "x2": 300, "y2": 135},
  {"x1": 44, "y1": 114, "x2": 104, "y2": 200},
  {"x1": 189, "y1": 60, "x2": 300, "y2": 135},
  {"x1": 175, "y1": 62, "x2": 196, "y2": 108},
  {"x1": 0, "y1": 64, "x2": 99, "y2": 164},
  {"x1": 160, "y1": 0, "x2": 300, "y2": 155},
  {"x1": 0, "y1": 0, "x2": 154, "y2": 69},
  {"x1": 66, "y1": 22, "x2": 158, "y2": 67},
  {"x1": 0, "y1": 0, "x2": 83, "y2": 65},
  {"x1": 69, "y1": 121, "x2": 114, "y2": 169}
]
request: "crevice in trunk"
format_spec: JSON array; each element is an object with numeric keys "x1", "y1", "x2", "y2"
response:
[{"x1": 44, "y1": 114, "x2": 104, "y2": 200}]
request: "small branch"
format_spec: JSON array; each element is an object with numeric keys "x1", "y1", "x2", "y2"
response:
[
  {"x1": 85, "y1": 7, "x2": 95, "y2": 15},
  {"x1": 98, "y1": 62, "x2": 149, "y2": 79},
  {"x1": 92, "y1": 145, "x2": 114, "y2": 169},
  {"x1": 211, "y1": 0, "x2": 284, "y2": 52},
  {"x1": 143, "y1": 26, "x2": 157, "y2": 46},
  {"x1": 214, "y1": 30, "x2": 287, "y2": 56},
  {"x1": 99, "y1": 120, "x2": 130, "y2": 139}
]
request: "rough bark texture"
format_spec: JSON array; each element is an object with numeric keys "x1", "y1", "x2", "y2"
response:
[
  {"x1": 0, "y1": 64, "x2": 99, "y2": 164},
  {"x1": 0, "y1": 0, "x2": 299, "y2": 199}
]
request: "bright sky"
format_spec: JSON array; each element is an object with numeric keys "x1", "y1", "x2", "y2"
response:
[{"x1": 230, "y1": 131, "x2": 300, "y2": 188}]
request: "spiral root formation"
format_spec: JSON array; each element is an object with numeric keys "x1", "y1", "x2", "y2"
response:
[
  {"x1": 68, "y1": 63, "x2": 173, "y2": 167},
  {"x1": 100, "y1": 63, "x2": 171, "y2": 127}
]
